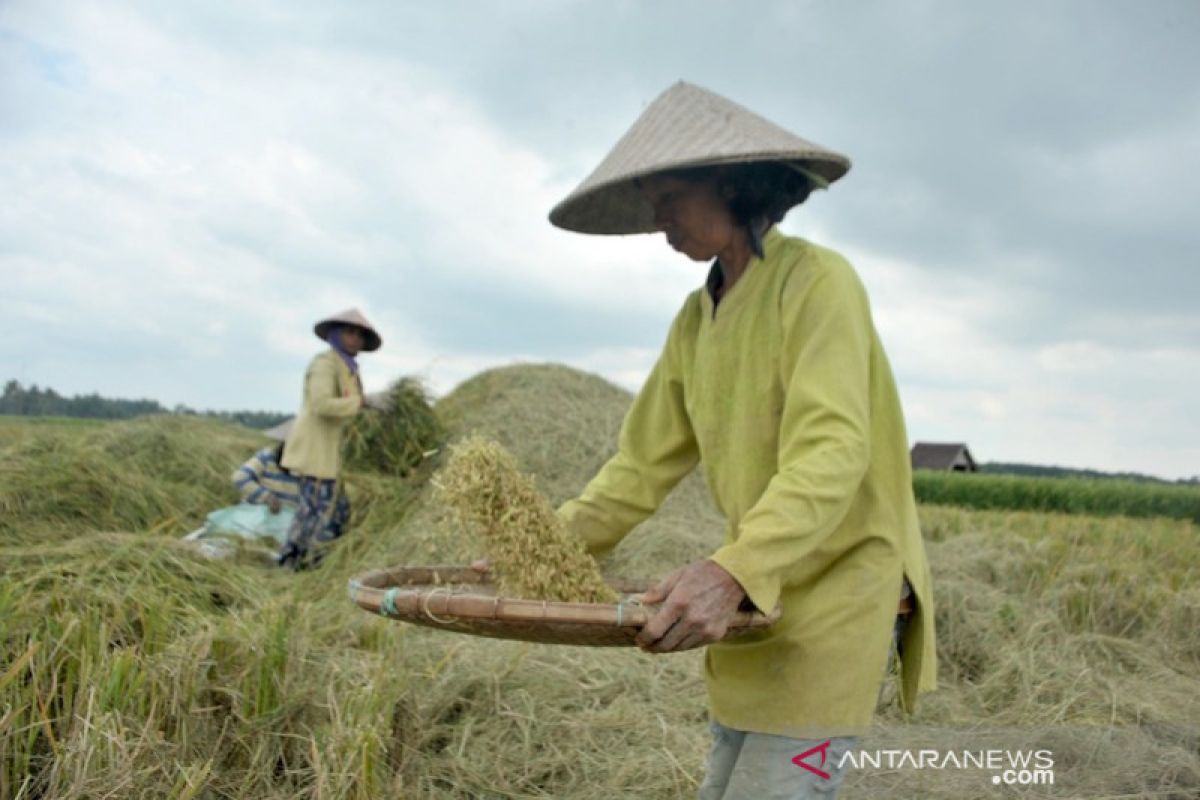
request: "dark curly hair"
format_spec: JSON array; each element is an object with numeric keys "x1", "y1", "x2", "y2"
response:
[{"x1": 661, "y1": 161, "x2": 816, "y2": 257}]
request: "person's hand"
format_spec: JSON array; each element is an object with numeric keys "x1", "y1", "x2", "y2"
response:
[
  {"x1": 635, "y1": 559, "x2": 747, "y2": 653},
  {"x1": 267, "y1": 495, "x2": 282, "y2": 514}
]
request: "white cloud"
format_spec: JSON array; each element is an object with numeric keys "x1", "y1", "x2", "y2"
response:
[
  {"x1": 1, "y1": 2, "x2": 695, "y2": 402},
  {"x1": 841, "y1": 243, "x2": 1200, "y2": 478},
  {"x1": 1, "y1": 1, "x2": 1197, "y2": 479}
]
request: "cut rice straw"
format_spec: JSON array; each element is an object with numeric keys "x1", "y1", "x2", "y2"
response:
[{"x1": 433, "y1": 435, "x2": 617, "y2": 604}]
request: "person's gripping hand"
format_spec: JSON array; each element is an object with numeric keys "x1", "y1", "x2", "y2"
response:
[{"x1": 635, "y1": 559, "x2": 747, "y2": 653}]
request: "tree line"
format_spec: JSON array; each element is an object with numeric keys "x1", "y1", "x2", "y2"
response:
[
  {"x1": 981, "y1": 461, "x2": 1199, "y2": 486},
  {"x1": 1, "y1": 379, "x2": 290, "y2": 430}
]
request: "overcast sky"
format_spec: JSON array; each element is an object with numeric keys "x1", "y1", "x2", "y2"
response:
[{"x1": 2, "y1": 1, "x2": 1198, "y2": 479}]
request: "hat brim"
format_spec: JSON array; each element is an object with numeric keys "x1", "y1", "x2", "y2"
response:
[
  {"x1": 549, "y1": 82, "x2": 853, "y2": 235},
  {"x1": 315, "y1": 321, "x2": 382, "y2": 352},
  {"x1": 549, "y1": 154, "x2": 850, "y2": 235},
  {"x1": 263, "y1": 418, "x2": 295, "y2": 442}
]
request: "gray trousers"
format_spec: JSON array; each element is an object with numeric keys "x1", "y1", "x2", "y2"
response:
[
  {"x1": 699, "y1": 611, "x2": 906, "y2": 798},
  {"x1": 698, "y1": 721, "x2": 856, "y2": 799}
]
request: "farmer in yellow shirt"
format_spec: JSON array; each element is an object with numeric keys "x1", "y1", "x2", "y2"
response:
[
  {"x1": 277, "y1": 308, "x2": 382, "y2": 570},
  {"x1": 549, "y1": 82, "x2": 937, "y2": 798}
]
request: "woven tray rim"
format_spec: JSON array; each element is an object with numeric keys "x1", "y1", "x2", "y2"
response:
[{"x1": 347, "y1": 564, "x2": 781, "y2": 638}]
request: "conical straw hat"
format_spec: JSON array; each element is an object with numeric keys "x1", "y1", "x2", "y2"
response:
[
  {"x1": 263, "y1": 417, "x2": 294, "y2": 442},
  {"x1": 549, "y1": 81, "x2": 851, "y2": 235},
  {"x1": 314, "y1": 308, "x2": 382, "y2": 352}
]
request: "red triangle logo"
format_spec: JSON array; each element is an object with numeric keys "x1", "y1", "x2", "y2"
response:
[{"x1": 791, "y1": 740, "x2": 832, "y2": 780}]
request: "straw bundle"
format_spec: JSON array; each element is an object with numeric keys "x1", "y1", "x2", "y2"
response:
[
  {"x1": 433, "y1": 436, "x2": 617, "y2": 603},
  {"x1": 344, "y1": 377, "x2": 443, "y2": 477}
]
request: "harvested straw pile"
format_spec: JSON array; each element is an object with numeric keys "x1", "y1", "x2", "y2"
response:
[
  {"x1": 433, "y1": 435, "x2": 617, "y2": 603},
  {"x1": 6, "y1": 366, "x2": 1200, "y2": 799},
  {"x1": 344, "y1": 377, "x2": 443, "y2": 477},
  {"x1": 430, "y1": 363, "x2": 726, "y2": 577},
  {"x1": 0, "y1": 415, "x2": 261, "y2": 545},
  {"x1": 435, "y1": 363, "x2": 629, "y2": 505}
]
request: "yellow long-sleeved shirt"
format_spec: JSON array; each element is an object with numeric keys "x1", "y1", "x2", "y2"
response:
[
  {"x1": 559, "y1": 228, "x2": 936, "y2": 737},
  {"x1": 281, "y1": 350, "x2": 362, "y2": 480}
]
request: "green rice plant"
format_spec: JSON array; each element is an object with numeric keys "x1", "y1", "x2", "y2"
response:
[{"x1": 914, "y1": 469, "x2": 1200, "y2": 522}]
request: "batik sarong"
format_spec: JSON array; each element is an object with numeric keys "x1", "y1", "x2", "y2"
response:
[{"x1": 276, "y1": 476, "x2": 350, "y2": 570}]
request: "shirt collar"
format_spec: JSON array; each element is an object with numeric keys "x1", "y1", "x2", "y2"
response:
[
  {"x1": 703, "y1": 226, "x2": 783, "y2": 305},
  {"x1": 704, "y1": 259, "x2": 725, "y2": 304}
]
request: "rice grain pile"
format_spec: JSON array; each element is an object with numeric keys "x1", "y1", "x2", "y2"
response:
[{"x1": 433, "y1": 435, "x2": 618, "y2": 603}]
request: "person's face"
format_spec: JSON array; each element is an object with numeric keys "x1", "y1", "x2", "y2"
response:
[
  {"x1": 339, "y1": 326, "x2": 366, "y2": 356},
  {"x1": 640, "y1": 173, "x2": 738, "y2": 262}
]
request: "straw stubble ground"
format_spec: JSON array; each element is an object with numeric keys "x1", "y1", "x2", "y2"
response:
[{"x1": 1, "y1": 365, "x2": 1198, "y2": 799}]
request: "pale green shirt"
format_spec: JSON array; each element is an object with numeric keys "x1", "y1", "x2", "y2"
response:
[{"x1": 560, "y1": 228, "x2": 936, "y2": 736}]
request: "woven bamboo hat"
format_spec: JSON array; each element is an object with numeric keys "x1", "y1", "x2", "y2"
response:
[
  {"x1": 262, "y1": 417, "x2": 294, "y2": 442},
  {"x1": 550, "y1": 81, "x2": 851, "y2": 235},
  {"x1": 314, "y1": 308, "x2": 382, "y2": 352}
]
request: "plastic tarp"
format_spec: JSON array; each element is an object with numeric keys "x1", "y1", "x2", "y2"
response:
[{"x1": 183, "y1": 503, "x2": 294, "y2": 559}]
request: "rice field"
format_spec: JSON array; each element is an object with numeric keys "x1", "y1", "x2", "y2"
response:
[
  {"x1": 915, "y1": 469, "x2": 1200, "y2": 523},
  {"x1": 1, "y1": 364, "x2": 1197, "y2": 799},
  {"x1": 0, "y1": 416, "x2": 106, "y2": 449}
]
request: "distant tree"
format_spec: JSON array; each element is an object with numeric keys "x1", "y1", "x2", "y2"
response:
[
  {"x1": 0, "y1": 379, "x2": 288, "y2": 429},
  {"x1": 1, "y1": 380, "x2": 23, "y2": 414},
  {"x1": 981, "y1": 461, "x2": 1171, "y2": 485}
]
